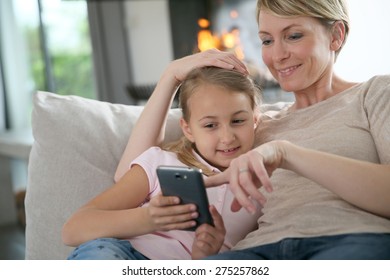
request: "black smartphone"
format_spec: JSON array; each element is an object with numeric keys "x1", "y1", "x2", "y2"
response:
[{"x1": 156, "y1": 165, "x2": 214, "y2": 231}]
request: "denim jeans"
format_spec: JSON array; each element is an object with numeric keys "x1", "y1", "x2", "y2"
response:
[
  {"x1": 205, "y1": 233, "x2": 390, "y2": 260},
  {"x1": 67, "y1": 238, "x2": 149, "y2": 260}
]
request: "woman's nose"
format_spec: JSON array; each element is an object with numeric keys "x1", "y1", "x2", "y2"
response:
[{"x1": 273, "y1": 41, "x2": 289, "y2": 62}]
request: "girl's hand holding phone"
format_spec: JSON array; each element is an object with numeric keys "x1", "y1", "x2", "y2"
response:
[
  {"x1": 191, "y1": 205, "x2": 226, "y2": 260},
  {"x1": 146, "y1": 193, "x2": 199, "y2": 231}
]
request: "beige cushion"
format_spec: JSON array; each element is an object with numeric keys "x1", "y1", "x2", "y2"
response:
[{"x1": 25, "y1": 91, "x2": 182, "y2": 259}]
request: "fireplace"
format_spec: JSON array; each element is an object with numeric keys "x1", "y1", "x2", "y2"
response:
[
  {"x1": 128, "y1": 0, "x2": 290, "y2": 104},
  {"x1": 169, "y1": 0, "x2": 278, "y2": 89}
]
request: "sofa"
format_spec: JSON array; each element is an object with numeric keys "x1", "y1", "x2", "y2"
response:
[
  {"x1": 25, "y1": 92, "x2": 183, "y2": 259},
  {"x1": 25, "y1": 91, "x2": 287, "y2": 259}
]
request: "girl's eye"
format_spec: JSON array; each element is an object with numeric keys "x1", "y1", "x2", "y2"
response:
[{"x1": 204, "y1": 123, "x2": 216, "y2": 129}]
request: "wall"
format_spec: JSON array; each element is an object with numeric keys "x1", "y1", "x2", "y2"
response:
[
  {"x1": 334, "y1": 0, "x2": 390, "y2": 82},
  {"x1": 124, "y1": 0, "x2": 173, "y2": 85}
]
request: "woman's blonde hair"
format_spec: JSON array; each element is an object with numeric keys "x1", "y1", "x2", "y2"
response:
[
  {"x1": 163, "y1": 67, "x2": 261, "y2": 176},
  {"x1": 256, "y1": 0, "x2": 350, "y2": 58}
]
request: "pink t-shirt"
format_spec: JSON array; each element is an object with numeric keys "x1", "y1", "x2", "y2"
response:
[{"x1": 127, "y1": 147, "x2": 262, "y2": 259}]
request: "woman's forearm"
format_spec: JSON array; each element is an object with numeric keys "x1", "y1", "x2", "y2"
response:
[{"x1": 282, "y1": 141, "x2": 390, "y2": 218}]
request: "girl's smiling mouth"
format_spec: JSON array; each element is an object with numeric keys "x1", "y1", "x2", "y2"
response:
[{"x1": 217, "y1": 146, "x2": 240, "y2": 155}]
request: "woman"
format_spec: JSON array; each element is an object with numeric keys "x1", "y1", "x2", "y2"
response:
[{"x1": 116, "y1": 0, "x2": 390, "y2": 259}]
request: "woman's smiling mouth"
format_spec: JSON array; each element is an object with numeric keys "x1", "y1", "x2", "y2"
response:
[{"x1": 277, "y1": 65, "x2": 301, "y2": 77}]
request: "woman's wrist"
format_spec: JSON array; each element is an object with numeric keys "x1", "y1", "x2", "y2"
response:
[{"x1": 271, "y1": 140, "x2": 292, "y2": 170}]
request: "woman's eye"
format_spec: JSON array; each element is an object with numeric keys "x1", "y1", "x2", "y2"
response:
[
  {"x1": 288, "y1": 33, "x2": 303, "y2": 40},
  {"x1": 261, "y1": 39, "x2": 272, "y2": 46},
  {"x1": 232, "y1": 119, "x2": 245, "y2": 125}
]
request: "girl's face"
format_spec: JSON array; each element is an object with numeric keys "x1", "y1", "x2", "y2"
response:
[
  {"x1": 258, "y1": 10, "x2": 341, "y2": 94},
  {"x1": 180, "y1": 84, "x2": 257, "y2": 171}
]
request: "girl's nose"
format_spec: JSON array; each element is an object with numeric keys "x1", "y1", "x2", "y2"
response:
[{"x1": 220, "y1": 127, "x2": 236, "y2": 144}]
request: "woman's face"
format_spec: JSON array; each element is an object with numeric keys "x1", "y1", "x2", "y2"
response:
[
  {"x1": 258, "y1": 10, "x2": 337, "y2": 93},
  {"x1": 180, "y1": 84, "x2": 257, "y2": 171}
]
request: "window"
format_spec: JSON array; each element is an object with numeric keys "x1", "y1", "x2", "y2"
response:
[
  {"x1": 0, "y1": 0, "x2": 96, "y2": 130},
  {"x1": 29, "y1": 0, "x2": 96, "y2": 98},
  {"x1": 0, "y1": 0, "x2": 97, "y2": 193}
]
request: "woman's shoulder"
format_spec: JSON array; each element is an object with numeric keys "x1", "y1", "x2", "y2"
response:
[
  {"x1": 259, "y1": 101, "x2": 293, "y2": 120},
  {"x1": 361, "y1": 74, "x2": 390, "y2": 89},
  {"x1": 357, "y1": 74, "x2": 390, "y2": 101}
]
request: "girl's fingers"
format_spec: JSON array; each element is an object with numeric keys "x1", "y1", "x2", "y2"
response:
[
  {"x1": 148, "y1": 193, "x2": 199, "y2": 230},
  {"x1": 209, "y1": 205, "x2": 225, "y2": 233},
  {"x1": 150, "y1": 193, "x2": 180, "y2": 207}
]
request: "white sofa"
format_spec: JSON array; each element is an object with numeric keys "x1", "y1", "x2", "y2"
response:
[
  {"x1": 25, "y1": 92, "x2": 183, "y2": 259},
  {"x1": 25, "y1": 91, "x2": 287, "y2": 259}
]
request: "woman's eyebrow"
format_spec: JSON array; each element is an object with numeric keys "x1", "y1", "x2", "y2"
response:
[{"x1": 259, "y1": 24, "x2": 301, "y2": 35}]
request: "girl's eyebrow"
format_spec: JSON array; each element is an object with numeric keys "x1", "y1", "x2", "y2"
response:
[{"x1": 197, "y1": 110, "x2": 251, "y2": 122}]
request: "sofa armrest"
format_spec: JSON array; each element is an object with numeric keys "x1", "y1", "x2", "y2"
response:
[{"x1": 25, "y1": 92, "x2": 182, "y2": 259}]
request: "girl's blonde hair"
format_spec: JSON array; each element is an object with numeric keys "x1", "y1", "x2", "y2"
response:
[
  {"x1": 256, "y1": 0, "x2": 350, "y2": 59},
  {"x1": 163, "y1": 67, "x2": 261, "y2": 176}
]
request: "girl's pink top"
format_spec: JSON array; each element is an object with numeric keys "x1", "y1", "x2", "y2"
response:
[{"x1": 127, "y1": 146, "x2": 262, "y2": 259}]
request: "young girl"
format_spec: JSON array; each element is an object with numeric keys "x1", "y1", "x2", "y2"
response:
[{"x1": 62, "y1": 66, "x2": 263, "y2": 260}]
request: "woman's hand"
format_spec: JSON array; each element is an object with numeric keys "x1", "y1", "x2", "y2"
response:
[
  {"x1": 191, "y1": 205, "x2": 226, "y2": 260},
  {"x1": 146, "y1": 193, "x2": 199, "y2": 231},
  {"x1": 205, "y1": 140, "x2": 288, "y2": 213}
]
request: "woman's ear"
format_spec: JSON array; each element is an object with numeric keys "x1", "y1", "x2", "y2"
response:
[
  {"x1": 330, "y1": 21, "x2": 345, "y2": 51},
  {"x1": 253, "y1": 112, "x2": 260, "y2": 130},
  {"x1": 180, "y1": 118, "x2": 195, "y2": 142}
]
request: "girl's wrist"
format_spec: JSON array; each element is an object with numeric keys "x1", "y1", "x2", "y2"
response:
[{"x1": 140, "y1": 207, "x2": 156, "y2": 234}]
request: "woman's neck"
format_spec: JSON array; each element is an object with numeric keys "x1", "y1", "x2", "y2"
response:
[{"x1": 290, "y1": 74, "x2": 358, "y2": 111}]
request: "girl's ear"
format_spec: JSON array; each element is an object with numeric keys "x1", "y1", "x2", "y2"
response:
[
  {"x1": 180, "y1": 118, "x2": 195, "y2": 142},
  {"x1": 330, "y1": 21, "x2": 345, "y2": 52}
]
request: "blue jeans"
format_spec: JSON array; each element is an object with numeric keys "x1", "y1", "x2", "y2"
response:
[
  {"x1": 67, "y1": 238, "x2": 149, "y2": 260},
  {"x1": 205, "y1": 233, "x2": 390, "y2": 260}
]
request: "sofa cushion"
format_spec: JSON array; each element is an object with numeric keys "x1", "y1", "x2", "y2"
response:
[{"x1": 25, "y1": 91, "x2": 183, "y2": 259}]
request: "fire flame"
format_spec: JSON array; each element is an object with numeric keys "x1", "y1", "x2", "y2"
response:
[
  {"x1": 196, "y1": 12, "x2": 245, "y2": 60},
  {"x1": 197, "y1": 19, "x2": 221, "y2": 51}
]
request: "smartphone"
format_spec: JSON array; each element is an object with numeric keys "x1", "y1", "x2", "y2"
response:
[{"x1": 156, "y1": 165, "x2": 214, "y2": 231}]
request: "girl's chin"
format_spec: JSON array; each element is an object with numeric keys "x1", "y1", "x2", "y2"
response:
[{"x1": 211, "y1": 162, "x2": 228, "y2": 171}]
